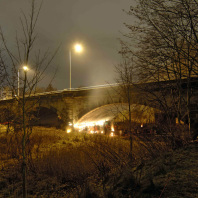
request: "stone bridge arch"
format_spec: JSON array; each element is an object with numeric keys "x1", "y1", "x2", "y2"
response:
[
  {"x1": 0, "y1": 80, "x2": 198, "y2": 130},
  {"x1": 74, "y1": 103, "x2": 160, "y2": 134}
]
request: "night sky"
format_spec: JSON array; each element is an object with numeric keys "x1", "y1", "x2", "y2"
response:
[{"x1": 0, "y1": 0, "x2": 134, "y2": 90}]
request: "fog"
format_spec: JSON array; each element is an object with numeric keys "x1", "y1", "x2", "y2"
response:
[{"x1": 0, "y1": 0, "x2": 134, "y2": 90}]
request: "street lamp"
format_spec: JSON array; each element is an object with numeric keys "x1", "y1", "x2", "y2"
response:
[
  {"x1": 21, "y1": 64, "x2": 29, "y2": 198},
  {"x1": 69, "y1": 43, "x2": 83, "y2": 90},
  {"x1": 23, "y1": 65, "x2": 29, "y2": 95},
  {"x1": 18, "y1": 70, "x2": 20, "y2": 97},
  {"x1": 23, "y1": 66, "x2": 29, "y2": 72},
  {"x1": 17, "y1": 66, "x2": 29, "y2": 97}
]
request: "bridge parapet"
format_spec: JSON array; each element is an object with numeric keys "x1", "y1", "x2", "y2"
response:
[{"x1": 0, "y1": 79, "x2": 198, "y2": 126}]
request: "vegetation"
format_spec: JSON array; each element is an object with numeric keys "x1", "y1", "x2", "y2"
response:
[
  {"x1": 0, "y1": 1, "x2": 59, "y2": 196},
  {"x1": 0, "y1": 0, "x2": 198, "y2": 197},
  {"x1": 0, "y1": 126, "x2": 196, "y2": 197},
  {"x1": 119, "y1": 0, "x2": 198, "y2": 140}
]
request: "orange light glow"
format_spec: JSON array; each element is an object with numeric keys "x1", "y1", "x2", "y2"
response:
[
  {"x1": 74, "y1": 120, "x2": 105, "y2": 131},
  {"x1": 67, "y1": 129, "x2": 71, "y2": 133},
  {"x1": 111, "y1": 123, "x2": 114, "y2": 132}
]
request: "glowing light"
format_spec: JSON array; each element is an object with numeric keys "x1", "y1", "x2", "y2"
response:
[
  {"x1": 67, "y1": 129, "x2": 71, "y2": 133},
  {"x1": 74, "y1": 120, "x2": 105, "y2": 131},
  {"x1": 141, "y1": 124, "x2": 143, "y2": 128},
  {"x1": 87, "y1": 123, "x2": 94, "y2": 127},
  {"x1": 69, "y1": 122, "x2": 72, "y2": 126},
  {"x1": 96, "y1": 120, "x2": 105, "y2": 126},
  {"x1": 74, "y1": 44, "x2": 83, "y2": 53},
  {"x1": 23, "y1": 66, "x2": 29, "y2": 71},
  {"x1": 111, "y1": 123, "x2": 114, "y2": 132},
  {"x1": 110, "y1": 132, "x2": 114, "y2": 137},
  {"x1": 74, "y1": 119, "x2": 108, "y2": 135}
]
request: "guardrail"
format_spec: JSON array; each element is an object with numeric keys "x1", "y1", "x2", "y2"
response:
[
  {"x1": 0, "y1": 83, "x2": 120, "y2": 100},
  {"x1": 31, "y1": 83, "x2": 120, "y2": 96}
]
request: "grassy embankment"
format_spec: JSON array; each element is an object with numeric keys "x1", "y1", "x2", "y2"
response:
[{"x1": 0, "y1": 125, "x2": 197, "y2": 197}]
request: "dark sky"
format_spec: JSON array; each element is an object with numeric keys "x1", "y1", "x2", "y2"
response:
[{"x1": 0, "y1": 0, "x2": 133, "y2": 90}]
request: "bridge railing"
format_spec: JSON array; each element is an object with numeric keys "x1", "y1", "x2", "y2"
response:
[
  {"x1": 66, "y1": 83, "x2": 120, "y2": 91},
  {"x1": 0, "y1": 83, "x2": 121, "y2": 100},
  {"x1": 30, "y1": 83, "x2": 120, "y2": 96}
]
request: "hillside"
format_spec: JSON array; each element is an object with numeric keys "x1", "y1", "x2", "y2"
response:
[
  {"x1": 0, "y1": 127, "x2": 198, "y2": 197},
  {"x1": 131, "y1": 142, "x2": 198, "y2": 198}
]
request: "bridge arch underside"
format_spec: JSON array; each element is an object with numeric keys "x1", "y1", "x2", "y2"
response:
[
  {"x1": 30, "y1": 106, "x2": 64, "y2": 128},
  {"x1": 74, "y1": 103, "x2": 161, "y2": 135},
  {"x1": 0, "y1": 105, "x2": 64, "y2": 128},
  {"x1": 0, "y1": 107, "x2": 13, "y2": 123}
]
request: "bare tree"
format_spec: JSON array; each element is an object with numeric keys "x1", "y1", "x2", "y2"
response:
[
  {"x1": 115, "y1": 49, "x2": 135, "y2": 160},
  {"x1": 0, "y1": 0, "x2": 59, "y2": 197},
  {"x1": 120, "y1": 0, "x2": 198, "y2": 140},
  {"x1": 45, "y1": 83, "x2": 57, "y2": 92}
]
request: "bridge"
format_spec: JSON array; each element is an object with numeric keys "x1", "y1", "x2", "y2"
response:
[
  {"x1": 0, "y1": 78, "x2": 198, "y2": 129},
  {"x1": 0, "y1": 84, "x2": 133, "y2": 126}
]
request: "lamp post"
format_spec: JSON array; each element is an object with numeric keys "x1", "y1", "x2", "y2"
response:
[
  {"x1": 18, "y1": 70, "x2": 20, "y2": 97},
  {"x1": 69, "y1": 43, "x2": 83, "y2": 90},
  {"x1": 23, "y1": 66, "x2": 28, "y2": 95},
  {"x1": 22, "y1": 65, "x2": 28, "y2": 198},
  {"x1": 17, "y1": 66, "x2": 29, "y2": 97}
]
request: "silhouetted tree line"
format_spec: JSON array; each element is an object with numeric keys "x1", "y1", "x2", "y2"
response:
[{"x1": 117, "y1": 0, "x2": 198, "y2": 145}]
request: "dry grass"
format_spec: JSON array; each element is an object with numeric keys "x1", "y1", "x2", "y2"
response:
[
  {"x1": 0, "y1": 126, "x2": 195, "y2": 197},
  {"x1": 0, "y1": 127, "x2": 131, "y2": 197}
]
